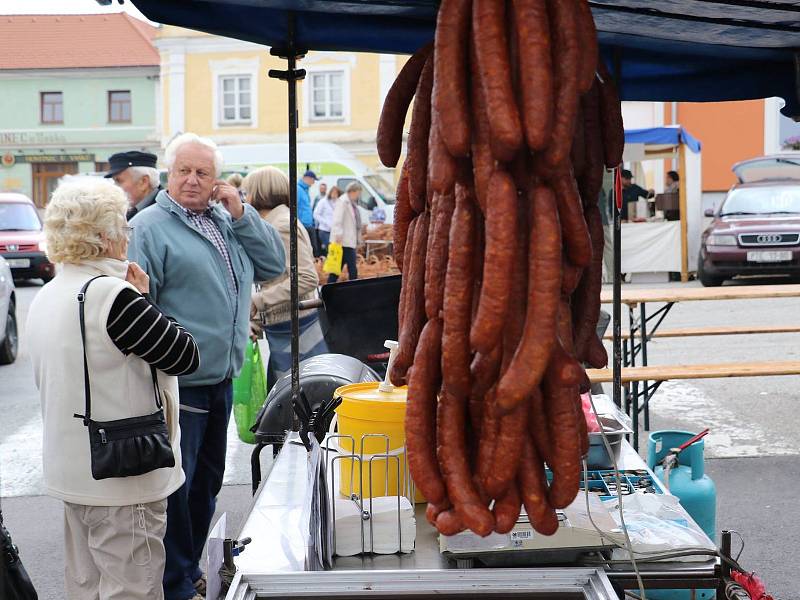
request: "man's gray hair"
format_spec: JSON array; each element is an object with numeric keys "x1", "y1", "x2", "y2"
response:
[
  {"x1": 129, "y1": 166, "x2": 160, "y2": 192},
  {"x1": 346, "y1": 181, "x2": 362, "y2": 194},
  {"x1": 164, "y1": 132, "x2": 224, "y2": 177}
]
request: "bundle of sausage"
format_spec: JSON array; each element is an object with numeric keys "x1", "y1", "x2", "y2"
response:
[{"x1": 377, "y1": 0, "x2": 624, "y2": 537}]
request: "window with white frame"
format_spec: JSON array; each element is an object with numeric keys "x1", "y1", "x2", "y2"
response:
[
  {"x1": 219, "y1": 75, "x2": 252, "y2": 124},
  {"x1": 309, "y1": 71, "x2": 344, "y2": 121}
]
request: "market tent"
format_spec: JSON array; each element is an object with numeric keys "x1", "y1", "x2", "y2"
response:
[
  {"x1": 620, "y1": 126, "x2": 703, "y2": 281},
  {"x1": 624, "y1": 127, "x2": 702, "y2": 155},
  {"x1": 129, "y1": 0, "x2": 800, "y2": 117}
]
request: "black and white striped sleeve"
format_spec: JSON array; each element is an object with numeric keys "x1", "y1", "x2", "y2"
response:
[{"x1": 106, "y1": 287, "x2": 200, "y2": 376}]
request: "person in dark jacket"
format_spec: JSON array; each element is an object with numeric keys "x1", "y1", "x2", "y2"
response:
[{"x1": 106, "y1": 151, "x2": 163, "y2": 221}]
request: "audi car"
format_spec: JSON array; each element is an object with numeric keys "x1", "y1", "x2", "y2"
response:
[
  {"x1": 698, "y1": 156, "x2": 800, "y2": 286},
  {"x1": 0, "y1": 193, "x2": 54, "y2": 283}
]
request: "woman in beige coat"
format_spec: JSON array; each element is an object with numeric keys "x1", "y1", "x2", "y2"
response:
[
  {"x1": 328, "y1": 181, "x2": 363, "y2": 283},
  {"x1": 244, "y1": 166, "x2": 328, "y2": 384}
]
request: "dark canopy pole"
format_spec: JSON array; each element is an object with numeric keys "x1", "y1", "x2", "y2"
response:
[{"x1": 268, "y1": 15, "x2": 306, "y2": 432}]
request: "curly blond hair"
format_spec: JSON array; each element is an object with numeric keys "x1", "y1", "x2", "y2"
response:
[{"x1": 44, "y1": 177, "x2": 128, "y2": 264}]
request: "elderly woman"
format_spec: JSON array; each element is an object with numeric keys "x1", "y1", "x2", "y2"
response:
[
  {"x1": 26, "y1": 177, "x2": 199, "y2": 600},
  {"x1": 328, "y1": 181, "x2": 363, "y2": 283},
  {"x1": 244, "y1": 166, "x2": 328, "y2": 385}
]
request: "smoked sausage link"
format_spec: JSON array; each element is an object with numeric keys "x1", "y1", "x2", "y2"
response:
[
  {"x1": 377, "y1": 42, "x2": 432, "y2": 168},
  {"x1": 472, "y1": 0, "x2": 523, "y2": 162},
  {"x1": 575, "y1": 0, "x2": 598, "y2": 94},
  {"x1": 496, "y1": 185, "x2": 561, "y2": 413},
  {"x1": 438, "y1": 387, "x2": 495, "y2": 536},
  {"x1": 552, "y1": 174, "x2": 592, "y2": 268},
  {"x1": 493, "y1": 482, "x2": 522, "y2": 534},
  {"x1": 442, "y1": 182, "x2": 477, "y2": 398},
  {"x1": 392, "y1": 161, "x2": 413, "y2": 272},
  {"x1": 511, "y1": 0, "x2": 553, "y2": 151},
  {"x1": 390, "y1": 212, "x2": 429, "y2": 385},
  {"x1": 597, "y1": 60, "x2": 625, "y2": 168},
  {"x1": 407, "y1": 55, "x2": 434, "y2": 213},
  {"x1": 405, "y1": 318, "x2": 447, "y2": 506},
  {"x1": 543, "y1": 377, "x2": 582, "y2": 510},
  {"x1": 542, "y1": 0, "x2": 581, "y2": 170},
  {"x1": 469, "y1": 36, "x2": 494, "y2": 214},
  {"x1": 433, "y1": 0, "x2": 472, "y2": 157},
  {"x1": 518, "y1": 435, "x2": 559, "y2": 535},
  {"x1": 424, "y1": 191, "x2": 455, "y2": 320},
  {"x1": 470, "y1": 170, "x2": 518, "y2": 354}
]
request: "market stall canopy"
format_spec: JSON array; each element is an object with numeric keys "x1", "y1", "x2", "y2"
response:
[
  {"x1": 624, "y1": 127, "x2": 702, "y2": 154},
  {"x1": 129, "y1": 0, "x2": 800, "y2": 117}
]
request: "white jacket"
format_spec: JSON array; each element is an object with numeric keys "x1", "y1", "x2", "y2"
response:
[
  {"x1": 331, "y1": 197, "x2": 362, "y2": 249},
  {"x1": 26, "y1": 258, "x2": 184, "y2": 506},
  {"x1": 313, "y1": 196, "x2": 337, "y2": 233}
]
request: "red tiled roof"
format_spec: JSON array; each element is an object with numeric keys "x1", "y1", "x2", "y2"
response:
[{"x1": 0, "y1": 13, "x2": 159, "y2": 70}]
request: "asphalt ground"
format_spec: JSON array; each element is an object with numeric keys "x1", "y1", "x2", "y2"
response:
[{"x1": 2, "y1": 277, "x2": 798, "y2": 599}]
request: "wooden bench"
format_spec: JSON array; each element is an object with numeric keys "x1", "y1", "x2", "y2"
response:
[
  {"x1": 603, "y1": 324, "x2": 800, "y2": 341},
  {"x1": 587, "y1": 360, "x2": 800, "y2": 384},
  {"x1": 586, "y1": 360, "x2": 800, "y2": 448}
]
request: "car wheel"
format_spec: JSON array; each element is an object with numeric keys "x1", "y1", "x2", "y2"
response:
[
  {"x1": 697, "y1": 255, "x2": 724, "y2": 287},
  {"x1": 0, "y1": 299, "x2": 18, "y2": 365}
]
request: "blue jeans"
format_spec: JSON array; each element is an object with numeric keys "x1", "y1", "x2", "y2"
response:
[
  {"x1": 317, "y1": 229, "x2": 330, "y2": 256},
  {"x1": 327, "y1": 246, "x2": 358, "y2": 283},
  {"x1": 163, "y1": 380, "x2": 232, "y2": 600}
]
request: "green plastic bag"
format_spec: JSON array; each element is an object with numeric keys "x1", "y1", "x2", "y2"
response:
[{"x1": 232, "y1": 340, "x2": 267, "y2": 444}]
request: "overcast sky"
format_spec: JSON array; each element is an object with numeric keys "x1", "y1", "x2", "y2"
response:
[{"x1": 0, "y1": 0, "x2": 153, "y2": 23}]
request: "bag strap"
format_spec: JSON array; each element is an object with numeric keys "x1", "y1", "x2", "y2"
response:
[
  {"x1": 74, "y1": 275, "x2": 105, "y2": 425},
  {"x1": 73, "y1": 276, "x2": 163, "y2": 425}
]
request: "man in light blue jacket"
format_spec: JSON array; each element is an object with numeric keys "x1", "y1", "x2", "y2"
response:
[{"x1": 128, "y1": 133, "x2": 285, "y2": 600}]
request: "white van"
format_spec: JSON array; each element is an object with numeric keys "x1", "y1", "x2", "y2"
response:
[{"x1": 218, "y1": 142, "x2": 397, "y2": 224}]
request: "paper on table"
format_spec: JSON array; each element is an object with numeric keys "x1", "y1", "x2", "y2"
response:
[{"x1": 334, "y1": 496, "x2": 415, "y2": 556}]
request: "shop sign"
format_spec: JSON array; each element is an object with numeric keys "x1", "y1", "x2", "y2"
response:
[
  {"x1": 0, "y1": 131, "x2": 68, "y2": 145},
  {"x1": 1, "y1": 153, "x2": 15, "y2": 168},
  {"x1": 14, "y1": 153, "x2": 95, "y2": 164}
]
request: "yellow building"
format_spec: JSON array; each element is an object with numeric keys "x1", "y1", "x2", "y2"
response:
[{"x1": 155, "y1": 25, "x2": 406, "y2": 181}]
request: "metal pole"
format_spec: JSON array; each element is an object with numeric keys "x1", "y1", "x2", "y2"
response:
[
  {"x1": 268, "y1": 15, "x2": 306, "y2": 435},
  {"x1": 287, "y1": 16, "x2": 300, "y2": 419},
  {"x1": 613, "y1": 167, "x2": 622, "y2": 411}
]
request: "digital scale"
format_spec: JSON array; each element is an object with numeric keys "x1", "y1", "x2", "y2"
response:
[{"x1": 439, "y1": 470, "x2": 664, "y2": 567}]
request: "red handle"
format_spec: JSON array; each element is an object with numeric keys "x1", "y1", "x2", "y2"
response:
[{"x1": 678, "y1": 428, "x2": 710, "y2": 452}]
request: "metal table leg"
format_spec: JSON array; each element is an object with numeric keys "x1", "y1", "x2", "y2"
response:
[
  {"x1": 628, "y1": 303, "x2": 639, "y2": 450},
  {"x1": 640, "y1": 302, "x2": 650, "y2": 432}
]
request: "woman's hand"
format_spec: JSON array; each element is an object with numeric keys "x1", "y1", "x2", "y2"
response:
[{"x1": 126, "y1": 262, "x2": 150, "y2": 294}]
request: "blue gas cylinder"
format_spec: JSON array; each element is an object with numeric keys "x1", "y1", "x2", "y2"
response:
[{"x1": 646, "y1": 430, "x2": 717, "y2": 600}]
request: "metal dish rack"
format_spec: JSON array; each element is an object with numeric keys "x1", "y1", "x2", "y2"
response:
[{"x1": 322, "y1": 433, "x2": 415, "y2": 557}]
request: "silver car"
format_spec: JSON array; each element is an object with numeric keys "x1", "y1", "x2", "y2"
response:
[{"x1": 0, "y1": 256, "x2": 18, "y2": 364}]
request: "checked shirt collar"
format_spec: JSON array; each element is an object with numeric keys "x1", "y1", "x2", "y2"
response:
[{"x1": 167, "y1": 193, "x2": 239, "y2": 298}]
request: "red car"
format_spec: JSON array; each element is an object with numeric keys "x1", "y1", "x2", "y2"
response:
[
  {"x1": 698, "y1": 156, "x2": 800, "y2": 287},
  {"x1": 0, "y1": 193, "x2": 54, "y2": 283}
]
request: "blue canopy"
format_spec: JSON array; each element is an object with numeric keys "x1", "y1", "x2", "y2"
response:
[
  {"x1": 624, "y1": 126, "x2": 702, "y2": 154},
  {"x1": 129, "y1": 0, "x2": 800, "y2": 118}
]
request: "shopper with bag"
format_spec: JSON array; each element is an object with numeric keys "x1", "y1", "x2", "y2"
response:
[
  {"x1": 26, "y1": 177, "x2": 199, "y2": 600},
  {"x1": 244, "y1": 166, "x2": 328, "y2": 384},
  {"x1": 327, "y1": 181, "x2": 363, "y2": 283}
]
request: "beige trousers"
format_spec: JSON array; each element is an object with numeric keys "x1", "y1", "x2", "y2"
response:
[{"x1": 63, "y1": 499, "x2": 168, "y2": 600}]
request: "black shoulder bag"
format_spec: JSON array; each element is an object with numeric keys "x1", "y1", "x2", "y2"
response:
[
  {"x1": 73, "y1": 276, "x2": 175, "y2": 481},
  {"x1": 0, "y1": 506, "x2": 38, "y2": 600}
]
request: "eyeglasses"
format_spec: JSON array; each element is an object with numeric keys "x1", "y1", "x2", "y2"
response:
[{"x1": 123, "y1": 226, "x2": 135, "y2": 240}]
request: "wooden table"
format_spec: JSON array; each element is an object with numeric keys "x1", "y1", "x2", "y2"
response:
[{"x1": 599, "y1": 283, "x2": 800, "y2": 446}]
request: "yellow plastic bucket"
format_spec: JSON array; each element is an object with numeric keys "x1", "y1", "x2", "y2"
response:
[{"x1": 334, "y1": 382, "x2": 412, "y2": 500}]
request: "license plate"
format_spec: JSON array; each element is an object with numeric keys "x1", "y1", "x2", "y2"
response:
[
  {"x1": 6, "y1": 258, "x2": 30, "y2": 268},
  {"x1": 747, "y1": 250, "x2": 792, "y2": 263}
]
